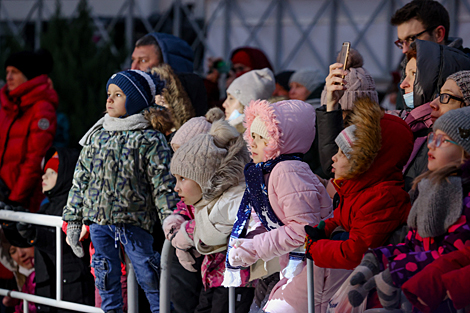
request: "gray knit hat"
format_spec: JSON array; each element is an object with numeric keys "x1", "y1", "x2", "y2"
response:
[
  {"x1": 335, "y1": 125, "x2": 357, "y2": 159},
  {"x1": 446, "y1": 70, "x2": 470, "y2": 107},
  {"x1": 289, "y1": 68, "x2": 323, "y2": 93},
  {"x1": 170, "y1": 120, "x2": 239, "y2": 189},
  {"x1": 227, "y1": 68, "x2": 275, "y2": 107},
  {"x1": 433, "y1": 106, "x2": 470, "y2": 154}
]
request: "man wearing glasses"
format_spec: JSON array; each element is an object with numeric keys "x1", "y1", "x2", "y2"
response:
[{"x1": 391, "y1": 0, "x2": 468, "y2": 54}]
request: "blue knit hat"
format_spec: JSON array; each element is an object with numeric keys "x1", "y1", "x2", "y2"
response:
[{"x1": 106, "y1": 70, "x2": 165, "y2": 116}]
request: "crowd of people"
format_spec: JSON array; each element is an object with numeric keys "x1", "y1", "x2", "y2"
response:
[{"x1": 0, "y1": 0, "x2": 470, "y2": 313}]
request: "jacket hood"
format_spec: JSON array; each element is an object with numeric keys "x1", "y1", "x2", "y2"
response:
[
  {"x1": 230, "y1": 47, "x2": 273, "y2": 72},
  {"x1": 336, "y1": 111, "x2": 413, "y2": 195},
  {"x1": 243, "y1": 99, "x2": 316, "y2": 161},
  {"x1": 176, "y1": 72, "x2": 208, "y2": 117},
  {"x1": 147, "y1": 32, "x2": 194, "y2": 73},
  {"x1": 0, "y1": 74, "x2": 58, "y2": 113},
  {"x1": 44, "y1": 147, "x2": 79, "y2": 199},
  {"x1": 410, "y1": 39, "x2": 470, "y2": 108},
  {"x1": 150, "y1": 64, "x2": 194, "y2": 129}
]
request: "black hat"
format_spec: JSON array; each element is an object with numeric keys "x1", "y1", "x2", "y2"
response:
[
  {"x1": 5, "y1": 49, "x2": 53, "y2": 80},
  {"x1": 275, "y1": 70, "x2": 295, "y2": 92}
]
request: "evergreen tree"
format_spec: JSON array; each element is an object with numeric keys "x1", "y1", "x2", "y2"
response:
[{"x1": 41, "y1": 0, "x2": 127, "y2": 146}]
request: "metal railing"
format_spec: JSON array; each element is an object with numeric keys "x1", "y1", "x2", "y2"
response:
[{"x1": 0, "y1": 210, "x2": 138, "y2": 313}]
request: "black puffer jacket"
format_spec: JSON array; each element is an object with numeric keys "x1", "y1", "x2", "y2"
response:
[{"x1": 34, "y1": 147, "x2": 94, "y2": 312}]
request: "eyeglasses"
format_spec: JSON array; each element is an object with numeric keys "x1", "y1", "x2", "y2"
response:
[
  {"x1": 434, "y1": 93, "x2": 466, "y2": 105},
  {"x1": 394, "y1": 26, "x2": 437, "y2": 49},
  {"x1": 427, "y1": 132, "x2": 459, "y2": 148}
]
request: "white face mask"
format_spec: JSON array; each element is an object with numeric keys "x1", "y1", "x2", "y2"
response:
[
  {"x1": 228, "y1": 109, "x2": 242, "y2": 121},
  {"x1": 403, "y1": 92, "x2": 414, "y2": 109}
]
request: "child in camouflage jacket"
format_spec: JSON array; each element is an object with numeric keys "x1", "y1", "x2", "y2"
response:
[{"x1": 63, "y1": 69, "x2": 178, "y2": 313}]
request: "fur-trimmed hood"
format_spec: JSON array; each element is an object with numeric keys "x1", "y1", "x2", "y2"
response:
[
  {"x1": 243, "y1": 99, "x2": 316, "y2": 161},
  {"x1": 151, "y1": 64, "x2": 194, "y2": 129},
  {"x1": 335, "y1": 99, "x2": 414, "y2": 194},
  {"x1": 202, "y1": 129, "x2": 250, "y2": 202}
]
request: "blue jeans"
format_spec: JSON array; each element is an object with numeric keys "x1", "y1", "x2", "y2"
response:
[{"x1": 90, "y1": 224, "x2": 161, "y2": 313}]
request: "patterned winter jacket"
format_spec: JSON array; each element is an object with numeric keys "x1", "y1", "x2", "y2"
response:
[
  {"x1": 63, "y1": 127, "x2": 178, "y2": 232},
  {"x1": 370, "y1": 188, "x2": 470, "y2": 288}
]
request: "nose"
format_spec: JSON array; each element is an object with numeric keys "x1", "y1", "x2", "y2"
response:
[
  {"x1": 174, "y1": 183, "x2": 181, "y2": 193},
  {"x1": 42, "y1": 173, "x2": 46, "y2": 180},
  {"x1": 401, "y1": 42, "x2": 410, "y2": 54},
  {"x1": 429, "y1": 97, "x2": 440, "y2": 111},
  {"x1": 399, "y1": 77, "x2": 410, "y2": 91},
  {"x1": 131, "y1": 60, "x2": 138, "y2": 70}
]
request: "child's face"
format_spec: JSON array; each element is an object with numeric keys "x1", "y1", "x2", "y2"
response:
[
  {"x1": 332, "y1": 148, "x2": 351, "y2": 179},
  {"x1": 107, "y1": 83, "x2": 127, "y2": 118},
  {"x1": 222, "y1": 93, "x2": 243, "y2": 120},
  {"x1": 42, "y1": 168, "x2": 58, "y2": 193},
  {"x1": 250, "y1": 133, "x2": 269, "y2": 163},
  {"x1": 427, "y1": 129, "x2": 464, "y2": 171},
  {"x1": 174, "y1": 174, "x2": 202, "y2": 205},
  {"x1": 430, "y1": 79, "x2": 466, "y2": 124},
  {"x1": 9, "y1": 246, "x2": 34, "y2": 270},
  {"x1": 289, "y1": 82, "x2": 310, "y2": 101}
]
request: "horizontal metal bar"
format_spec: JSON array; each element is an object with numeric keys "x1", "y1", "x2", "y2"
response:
[
  {"x1": 0, "y1": 210, "x2": 62, "y2": 227},
  {"x1": 0, "y1": 289, "x2": 103, "y2": 313}
]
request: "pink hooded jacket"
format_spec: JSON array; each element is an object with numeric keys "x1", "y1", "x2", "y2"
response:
[{"x1": 237, "y1": 100, "x2": 333, "y2": 313}]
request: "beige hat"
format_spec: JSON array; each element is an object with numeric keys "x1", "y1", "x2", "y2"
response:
[
  {"x1": 170, "y1": 107, "x2": 224, "y2": 150},
  {"x1": 170, "y1": 120, "x2": 240, "y2": 189}
]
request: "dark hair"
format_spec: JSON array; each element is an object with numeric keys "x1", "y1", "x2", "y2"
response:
[
  {"x1": 405, "y1": 47, "x2": 417, "y2": 60},
  {"x1": 135, "y1": 35, "x2": 163, "y2": 64},
  {"x1": 391, "y1": 0, "x2": 449, "y2": 41}
]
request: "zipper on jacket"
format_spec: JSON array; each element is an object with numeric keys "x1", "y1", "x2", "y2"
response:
[{"x1": 0, "y1": 115, "x2": 19, "y2": 170}]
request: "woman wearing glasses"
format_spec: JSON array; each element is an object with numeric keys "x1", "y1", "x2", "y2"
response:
[{"x1": 348, "y1": 105, "x2": 470, "y2": 312}]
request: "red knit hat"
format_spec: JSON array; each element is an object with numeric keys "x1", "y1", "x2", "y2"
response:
[
  {"x1": 44, "y1": 152, "x2": 59, "y2": 173},
  {"x1": 231, "y1": 51, "x2": 252, "y2": 69}
]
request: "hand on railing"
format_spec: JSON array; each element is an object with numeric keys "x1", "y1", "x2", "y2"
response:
[{"x1": 66, "y1": 221, "x2": 84, "y2": 258}]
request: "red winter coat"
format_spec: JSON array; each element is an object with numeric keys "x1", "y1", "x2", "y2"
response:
[
  {"x1": 309, "y1": 114, "x2": 414, "y2": 269},
  {"x1": 0, "y1": 74, "x2": 58, "y2": 212},
  {"x1": 402, "y1": 246, "x2": 470, "y2": 312}
]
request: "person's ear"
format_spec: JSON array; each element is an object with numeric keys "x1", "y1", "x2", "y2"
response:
[{"x1": 434, "y1": 25, "x2": 446, "y2": 44}]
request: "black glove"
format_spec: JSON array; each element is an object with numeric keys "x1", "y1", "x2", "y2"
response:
[
  {"x1": 305, "y1": 220, "x2": 327, "y2": 243},
  {"x1": 16, "y1": 222, "x2": 37, "y2": 244}
]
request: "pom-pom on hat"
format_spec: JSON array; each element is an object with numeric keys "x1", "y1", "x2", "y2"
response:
[
  {"x1": 44, "y1": 152, "x2": 59, "y2": 173},
  {"x1": 170, "y1": 107, "x2": 225, "y2": 151},
  {"x1": 106, "y1": 70, "x2": 165, "y2": 116},
  {"x1": 433, "y1": 106, "x2": 470, "y2": 155}
]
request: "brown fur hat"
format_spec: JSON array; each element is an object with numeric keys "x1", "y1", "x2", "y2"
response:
[
  {"x1": 343, "y1": 97, "x2": 383, "y2": 179},
  {"x1": 150, "y1": 64, "x2": 195, "y2": 129}
]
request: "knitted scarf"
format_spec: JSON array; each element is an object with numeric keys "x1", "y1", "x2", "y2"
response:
[
  {"x1": 408, "y1": 176, "x2": 463, "y2": 238},
  {"x1": 223, "y1": 154, "x2": 304, "y2": 287}
]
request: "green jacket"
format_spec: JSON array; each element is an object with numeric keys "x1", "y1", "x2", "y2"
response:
[{"x1": 63, "y1": 127, "x2": 178, "y2": 232}]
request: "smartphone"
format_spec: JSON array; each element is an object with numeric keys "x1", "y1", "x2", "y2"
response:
[{"x1": 338, "y1": 42, "x2": 351, "y2": 77}]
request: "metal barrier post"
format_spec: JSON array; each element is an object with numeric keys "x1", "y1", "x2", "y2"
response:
[
  {"x1": 160, "y1": 240, "x2": 173, "y2": 313},
  {"x1": 23, "y1": 299, "x2": 29, "y2": 313},
  {"x1": 229, "y1": 287, "x2": 235, "y2": 313},
  {"x1": 307, "y1": 259, "x2": 314, "y2": 313},
  {"x1": 125, "y1": 255, "x2": 138, "y2": 313},
  {"x1": 55, "y1": 226, "x2": 62, "y2": 301}
]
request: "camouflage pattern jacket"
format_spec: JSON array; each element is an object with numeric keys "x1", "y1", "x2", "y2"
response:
[{"x1": 63, "y1": 126, "x2": 178, "y2": 233}]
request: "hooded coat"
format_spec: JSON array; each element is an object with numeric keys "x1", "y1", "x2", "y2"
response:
[
  {"x1": 146, "y1": 32, "x2": 194, "y2": 74},
  {"x1": 0, "y1": 74, "x2": 58, "y2": 212},
  {"x1": 238, "y1": 100, "x2": 333, "y2": 313},
  {"x1": 308, "y1": 102, "x2": 414, "y2": 270},
  {"x1": 34, "y1": 148, "x2": 95, "y2": 312}
]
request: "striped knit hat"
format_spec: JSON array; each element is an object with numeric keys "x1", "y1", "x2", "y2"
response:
[
  {"x1": 335, "y1": 125, "x2": 357, "y2": 159},
  {"x1": 106, "y1": 70, "x2": 165, "y2": 116}
]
